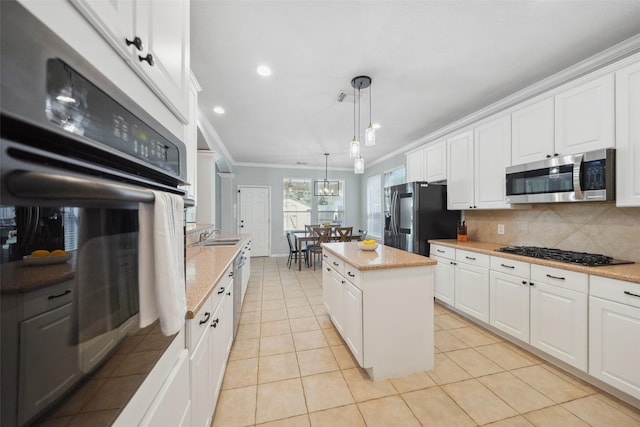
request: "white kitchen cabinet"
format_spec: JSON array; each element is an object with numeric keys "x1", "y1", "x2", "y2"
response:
[
  {"x1": 530, "y1": 265, "x2": 588, "y2": 371},
  {"x1": 182, "y1": 73, "x2": 201, "y2": 203},
  {"x1": 430, "y1": 244, "x2": 456, "y2": 306},
  {"x1": 140, "y1": 350, "x2": 191, "y2": 427},
  {"x1": 615, "y1": 58, "x2": 640, "y2": 207},
  {"x1": 323, "y1": 262, "x2": 345, "y2": 334},
  {"x1": 71, "y1": 0, "x2": 190, "y2": 122},
  {"x1": 555, "y1": 74, "x2": 614, "y2": 155},
  {"x1": 190, "y1": 324, "x2": 211, "y2": 427},
  {"x1": 343, "y1": 280, "x2": 363, "y2": 364},
  {"x1": 489, "y1": 256, "x2": 531, "y2": 343},
  {"x1": 447, "y1": 130, "x2": 475, "y2": 210},
  {"x1": 474, "y1": 115, "x2": 512, "y2": 209},
  {"x1": 511, "y1": 97, "x2": 555, "y2": 165},
  {"x1": 447, "y1": 115, "x2": 511, "y2": 210},
  {"x1": 210, "y1": 280, "x2": 234, "y2": 410},
  {"x1": 589, "y1": 275, "x2": 640, "y2": 400},
  {"x1": 406, "y1": 148, "x2": 426, "y2": 182},
  {"x1": 424, "y1": 140, "x2": 447, "y2": 182},
  {"x1": 454, "y1": 250, "x2": 490, "y2": 322}
]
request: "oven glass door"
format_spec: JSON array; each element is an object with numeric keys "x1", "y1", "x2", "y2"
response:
[{"x1": 0, "y1": 202, "x2": 174, "y2": 427}]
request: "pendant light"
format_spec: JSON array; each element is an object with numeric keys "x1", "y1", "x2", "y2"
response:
[
  {"x1": 349, "y1": 82, "x2": 360, "y2": 158},
  {"x1": 354, "y1": 156, "x2": 364, "y2": 174},
  {"x1": 365, "y1": 78, "x2": 375, "y2": 146},
  {"x1": 350, "y1": 76, "x2": 373, "y2": 173}
]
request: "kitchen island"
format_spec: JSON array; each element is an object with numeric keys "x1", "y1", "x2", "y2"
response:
[{"x1": 321, "y1": 242, "x2": 436, "y2": 380}]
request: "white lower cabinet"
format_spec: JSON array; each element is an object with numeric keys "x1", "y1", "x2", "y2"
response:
[
  {"x1": 188, "y1": 276, "x2": 234, "y2": 427},
  {"x1": 530, "y1": 265, "x2": 588, "y2": 371},
  {"x1": 322, "y1": 255, "x2": 433, "y2": 379},
  {"x1": 489, "y1": 256, "x2": 531, "y2": 343},
  {"x1": 430, "y1": 244, "x2": 456, "y2": 306},
  {"x1": 343, "y1": 280, "x2": 363, "y2": 364},
  {"x1": 140, "y1": 350, "x2": 191, "y2": 427},
  {"x1": 454, "y1": 250, "x2": 490, "y2": 322},
  {"x1": 589, "y1": 276, "x2": 640, "y2": 400}
]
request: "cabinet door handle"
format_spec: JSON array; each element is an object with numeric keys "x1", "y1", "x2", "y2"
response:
[
  {"x1": 229, "y1": 271, "x2": 234, "y2": 277},
  {"x1": 522, "y1": 280, "x2": 528, "y2": 285},
  {"x1": 624, "y1": 291, "x2": 640, "y2": 298},
  {"x1": 323, "y1": 254, "x2": 328, "y2": 258},
  {"x1": 211, "y1": 318, "x2": 219, "y2": 328},
  {"x1": 326, "y1": 267, "x2": 331, "y2": 272},
  {"x1": 218, "y1": 287, "x2": 225, "y2": 294},
  {"x1": 199, "y1": 312, "x2": 211, "y2": 325},
  {"x1": 465, "y1": 256, "x2": 476, "y2": 261},
  {"x1": 125, "y1": 36, "x2": 143, "y2": 51},
  {"x1": 227, "y1": 291, "x2": 231, "y2": 296},
  {"x1": 501, "y1": 263, "x2": 515, "y2": 269},
  {"x1": 347, "y1": 272, "x2": 355, "y2": 277},
  {"x1": 546, "y1": 274, "x2": 565, "y2": 281},
  {"x1": 437, "y1": 249, "x2": 445, "y2": 253},
  {"x1": 138, "y1": 53, "x2": 154, "y2": 66},
  {"x1": 333, "y1": 261, "x2": 339, "y2": 266},
  {"x1": 48, "y1": 289, "x2": 71, "y2": 299},
  {"x1": 529, "y1": 282, "x2": 534, "y2": 286},
  {"x1": 341, "y1": 280, "x2": 345, "y2": 284}
]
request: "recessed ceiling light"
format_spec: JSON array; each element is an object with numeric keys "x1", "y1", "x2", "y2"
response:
[
  {"x1": 373, "y1": 123, "x2": 381, "y2": 129},
  {"x1": 213, "y1": 106, "x2": 225, "y2": 114},
  {"x1": 257, "y1": 65, "x2": 272, "y2": 77}
]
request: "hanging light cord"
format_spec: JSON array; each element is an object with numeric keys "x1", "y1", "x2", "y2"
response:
[{"x1": 369, "y1": 79, "x2": 372, "y2": 126}]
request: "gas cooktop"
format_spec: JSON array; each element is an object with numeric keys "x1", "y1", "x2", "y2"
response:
[{"x1": 495, "y1": 246, "x2": 634, "y2": 267}]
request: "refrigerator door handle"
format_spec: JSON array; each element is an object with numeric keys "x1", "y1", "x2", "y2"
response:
[{"x1": 392, "y1": 190, "x2": 398, "y2": 235}]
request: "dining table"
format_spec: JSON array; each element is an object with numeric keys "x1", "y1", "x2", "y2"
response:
[{"x1": 292, "y1": 230, "x2": 361, "y2": 271}]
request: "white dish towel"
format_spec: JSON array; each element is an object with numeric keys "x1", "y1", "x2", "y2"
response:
[{"x1": 138, "y1": 191, "x2": 186, "y2": 335}]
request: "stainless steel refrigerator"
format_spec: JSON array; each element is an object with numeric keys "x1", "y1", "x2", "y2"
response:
[{"x1": 384, "y1": 182, "x2": 460, "y2": 256}]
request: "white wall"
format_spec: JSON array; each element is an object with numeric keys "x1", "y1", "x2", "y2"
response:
[{"x1": 232, "y1": 165, "x2": 363, "y2": 255}]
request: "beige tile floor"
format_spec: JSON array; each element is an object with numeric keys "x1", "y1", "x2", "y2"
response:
[{"x1": 212, "y1": 257, "x2": 640, "y2": 427}]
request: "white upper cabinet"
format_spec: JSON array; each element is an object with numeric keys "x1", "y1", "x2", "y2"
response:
[
  {"x1": 406, "y1": 149, "x2": 425, "y2": 183},
  {"x1": 447, "y1": 115, "x2": 511, "y2": 210},
  {"x1": 615, "y1": 58, "x2": 640, "y2": 207},
  {"x1": 555, "y1": 74, "x2": 614, "y2": 155},
  {"x1": 474, "y1": 115, "x2": 511, "y2": 209},
  {"x1": 71, "y1": 0, "x2": 190, "y2": 123},
  {"x1": 447, "y1": 130, "x2": 474, "y2": 210},
  {"x1": 424, "y1": 140, "x2": 447, "y2": 182},
  {"x1": 511, "y1": 97, "x2": 554, "y2": 165}
]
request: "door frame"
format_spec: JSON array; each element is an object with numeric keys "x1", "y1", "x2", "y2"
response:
[{"x1": 237, "y1": 185, "x2": 271, "y2": 256}]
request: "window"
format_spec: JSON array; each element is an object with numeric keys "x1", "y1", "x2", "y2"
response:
[
  {"x1": 384, "y1": 166, "x2": 406, "y2": 188},
  {"x1": 317, "y1": 180, "x2": 345, "y2": 225},
  {"x1": 367, "y1": 174, "x2": 382, "y2": 238},
  {"x1": 283, "y1": 178, "x2": 312, "y2": 232}
]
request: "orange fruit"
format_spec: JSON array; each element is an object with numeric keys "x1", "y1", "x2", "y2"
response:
[
  {"x1": 31, "y1": 250, "x2": 51, "y2": 258},
  {"x1": 50, "y1": 249, "x2": 67, "y2": 256}
]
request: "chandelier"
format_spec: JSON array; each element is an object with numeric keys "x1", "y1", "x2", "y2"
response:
[{"x1": 314, "y1": 153, "x2": 340, "y2": 196}]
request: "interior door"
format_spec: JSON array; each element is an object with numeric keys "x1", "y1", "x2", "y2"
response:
[{"x1": 238, "y1": 186, "x2": 270, "y2": 257}]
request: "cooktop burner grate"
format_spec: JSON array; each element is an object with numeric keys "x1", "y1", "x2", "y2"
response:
[{"x1": 495, "y1": 246, "x2": 634, "y2": 267}]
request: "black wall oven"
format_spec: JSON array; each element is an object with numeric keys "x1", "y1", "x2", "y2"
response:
[{"x1": 1, "y1": 3, "x2": 191, "y2": 426}]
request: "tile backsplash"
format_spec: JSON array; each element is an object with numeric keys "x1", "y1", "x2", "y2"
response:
[{"x1": 464, "y1": 202, "x2": 640, "y2": 262}]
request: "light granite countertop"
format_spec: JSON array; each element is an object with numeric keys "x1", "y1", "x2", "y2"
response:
[
  {"x1": 321, "y1": 242, "x2": 436, "y2": 271},
  {"x1": 185, "y1": 235, "x2": 250, "y2": 319},
  {"x1": 429, "y1": 239, "x2": 640, "y2": 284}
]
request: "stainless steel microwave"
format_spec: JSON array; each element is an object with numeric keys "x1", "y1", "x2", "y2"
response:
[{"x1": 505, "y1": 148, "x2": 615, "y2": 204}]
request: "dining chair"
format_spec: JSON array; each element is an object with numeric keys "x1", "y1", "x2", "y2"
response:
[
  {"x1": 286, "y1": 232, "x2": 307, "y2": 268},
  {"x1": 335, "y1": 226, "x2": 353, "y2": 242},
  {"x1": 307, "y1": 227, "x2": 331, "y2": 270},
  {"x1": 305, "y1": 224, "x2": 321, "y2": 236}
]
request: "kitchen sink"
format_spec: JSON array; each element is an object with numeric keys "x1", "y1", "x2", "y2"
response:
[{"x1": 196, "y1": 238, "x2": 241, "y2": 247}]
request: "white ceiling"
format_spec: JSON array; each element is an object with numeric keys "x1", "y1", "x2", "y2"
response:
[{"x1": 190, "y1": 1, "x2": 640, "y2": 170}]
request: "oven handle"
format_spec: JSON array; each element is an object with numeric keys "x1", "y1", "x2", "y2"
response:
[{"x1": 6, "y1": 170, "x2": 195, "y2": 207}]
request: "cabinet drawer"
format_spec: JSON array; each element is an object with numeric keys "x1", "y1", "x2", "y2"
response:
[
  {"x1": 430, "y1": 244, "x2": 455, "y2": 260},
  {"x1": 187, "y1": 296, "x2": 213, "y2": 352},
  {"x1": 22, "y1": 280, "x2": 75, "y2": 320},
  {"x1": 491, "y1": 256, "x2": 530, "y2": 278},
  {"x1": 344, "y1": 263, "x2": 361, "y2": 290},
  {"x1": 323, "y1": 252, "x2": 345, "y2": 276},
  {"x1": 212, "y1": 266, "x2": 234, "y2": 313},
  {"x1": 590, "y1": 275, "x2": 640, "y2": 309},
  {"x1": 456, "y1": 249, "x2": 490, "y2": 268},
  {"x1": 531, "y1": 264, "x2": 587, "y2": 293}
]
